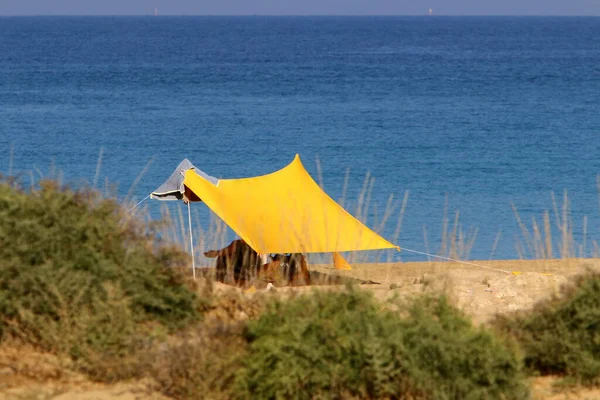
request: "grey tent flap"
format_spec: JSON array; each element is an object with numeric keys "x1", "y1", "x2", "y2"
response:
[{"x1": 150, "y1": 158, "x2": 218, "y2": 201}]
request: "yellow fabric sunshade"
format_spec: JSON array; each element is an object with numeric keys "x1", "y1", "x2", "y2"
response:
[{"x1": 183, "y1": 154, "x2": 399, "y2": 255}]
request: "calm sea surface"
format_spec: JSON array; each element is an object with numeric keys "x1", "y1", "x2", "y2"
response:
[{"x1": 1, "y1": 16, "x2": 600, "y2": 262}]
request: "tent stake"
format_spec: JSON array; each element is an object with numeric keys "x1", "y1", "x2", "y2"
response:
[{"x1": 187, "y1": 201, "x2": 196, "y2": 280}]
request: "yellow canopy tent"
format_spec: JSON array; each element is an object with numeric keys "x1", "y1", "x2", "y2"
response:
[{"x1": 182, "y1": 154, "x2": 399, "y2": 256}]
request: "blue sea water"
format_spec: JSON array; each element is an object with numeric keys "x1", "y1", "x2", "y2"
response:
[{"x1": 1, "y1": 16, "x2": 600, "y2": 262}]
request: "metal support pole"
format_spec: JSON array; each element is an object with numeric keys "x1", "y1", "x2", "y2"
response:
[{"x1": 187, "y1": 201, "x2": 196, "y2": 279}]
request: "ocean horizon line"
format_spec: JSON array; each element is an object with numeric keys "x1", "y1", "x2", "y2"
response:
[{"x1": 1, "y1": 14, "x2": 599, "y2": 18}]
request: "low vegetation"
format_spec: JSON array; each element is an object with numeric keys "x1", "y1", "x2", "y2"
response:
[
  {"x1": 495, "y1": 271, "x2": 600, "y2": 386},
  {"x1": 0, "y1": 179, "x2": 203, "y2": 380},
  {"x1": 233, "y1": 289, "x2": 528, "y2": 400},
  {"x1": 148, "y1": 288, "x2": 529, "y2": 400}
]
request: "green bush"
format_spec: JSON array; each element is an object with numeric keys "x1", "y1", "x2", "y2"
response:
[
  {"x1": 495, "y1": 272, "x2": 600, "y2": 385},
  {"x1": 0, "y1": 179, "x2": 201, "y2": 379},
  {"x1": 234, "y1": 288, "x2": 529, "y2": 400}
]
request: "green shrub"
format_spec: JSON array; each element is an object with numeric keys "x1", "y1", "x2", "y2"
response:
[
  {"x1": 495, "y1": 272, "x2": 600, "y2": 385},
  {"x1": 234, "y1": 288, "x2": 528, "y2": 400},
  {"x1": 0, "y1": 179, "x2": 201, "y2": 380}
]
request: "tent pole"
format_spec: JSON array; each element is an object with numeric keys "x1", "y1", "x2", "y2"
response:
[{"x1": 187, "y1": 201, "x2": 196, "y2": 280}]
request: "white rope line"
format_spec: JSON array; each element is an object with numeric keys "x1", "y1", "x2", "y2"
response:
[
  {"x1": 124, "y1": 194, "x2": 150, "y2": 215},
  {"x1": 400, "y1": 247, "x2": 511, "y2": 275}
]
